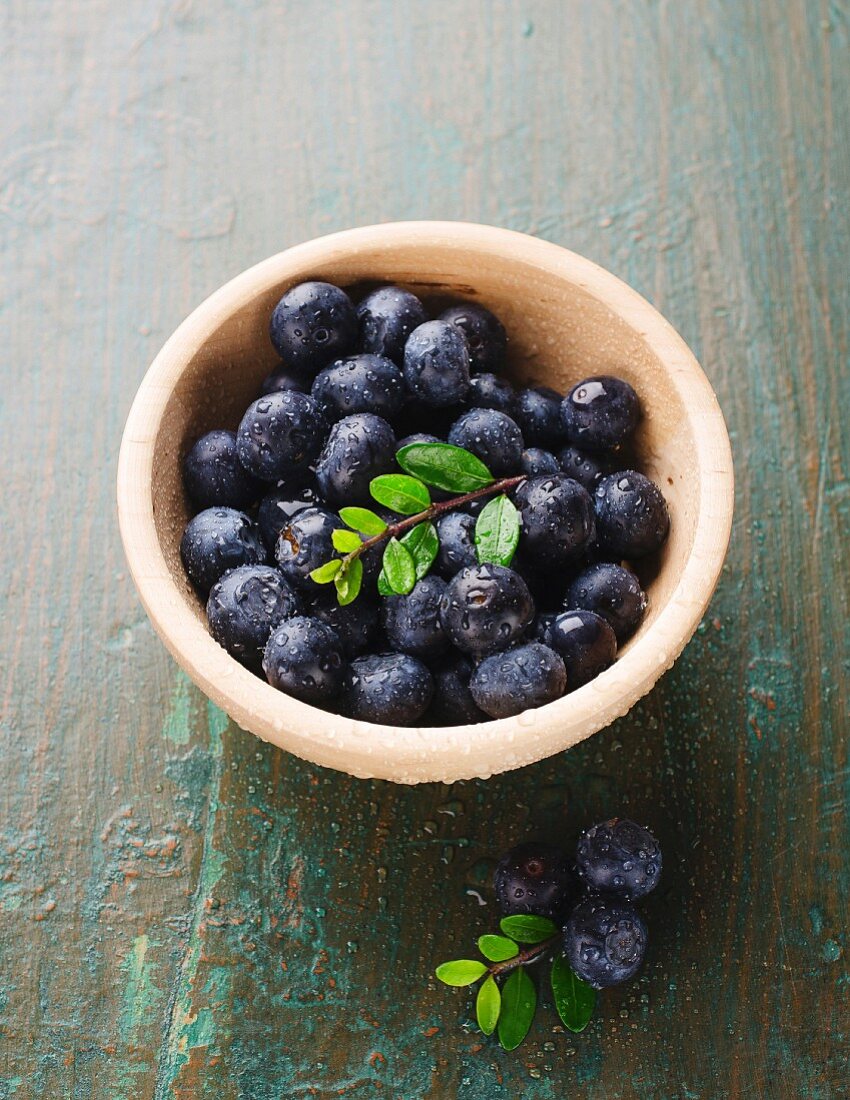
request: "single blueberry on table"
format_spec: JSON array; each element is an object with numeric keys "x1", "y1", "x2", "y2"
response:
[
  {"x1": 382, "y1": 575, "x2": 449, "y2": 661},
  {"x1": 263, "y1": 615, "x2": 347, "y2": 705},
  {"x1": 435, "y1": 511, "x2": 478, "y2": 578},
  {"x1": 544, "y1": 609, "x2": 618, "y2": 689},
  {"x1": 274, "y1": 506, "x2": 344, "y2": 590},
  {"x1": 236, "y1": 391, "x2": 327, "y2": 481},
  {"x1": 557, "y1": 445, "x2": 609, "y2": 491},
  {"x1": 575, "y1": 818, "x2": 661, "y2": 900},
  {"x1": 470, "y1": 642, "x2": 567, "y2": 718},
  {"x1": 403, "y1": 320, "x2": 471, "y2": 407},
  {"x1": 564, "y1": 562, "x2": 647, "y2": 642},
  {"x1": 206, "y1": 564, "x2": 300, "y2": 670},
  {"x1": 303, "y1": 588, "x2": 380, "y2": 659},
  {"x1": 447, "y1": 408, "x2": 524, "y2": 476},
  {"x1": 494, "y1": 842, "x2": 578, "y2": 920},
  {"x1": 514, "y1": 386, "x2": 566, "y2": 449},
  {"x1": 259, "y1": 362, "x2": 315, "y2": 397},
  {"x1": 563, "y1": 896, "x2": 648, "y2": 989},
  {"x1": 464, "y1": 372, "x2": 516, "y2": 414},
  {"x1": 315, "y1": 412, "x2": 397, "y2": 505},
  {"x1": 594, "y1": 470, "x2": 670, "y2": 558},
  {"x1": 342, "y1": 652, "x2": 434, "y2": 725},
  {"x1": 440, "y1": 563, "x2": 535, "y2": 657},
  {"x1": 426, "y1": 653, "x2": 486, "y2": 725},
  {"x1": 311, "y1": 354, "x2": 406, "y2": 423},
  {"x1": 439, "y1": 302, "x2": 507, "y2": 373},
  {"x1": 561, "y1": 375, "x2": 640, "y2": 452},
  {"x1": 182, "y1": 429, "x2": 262, "y2": 510},
  {"x1": 515, "y1": 474, "x2": 596, "y2": 569},
  {"x1": 180, "y1": 507, "x2": 267, "y2": 594},
  {"x1": 269, "y1": 281, "x2": 357, "y2": 373},
  {"x1": 520, "y1": 447, "x2": 560, "y2": 477},
  {"x1": 356, "y1": 285, "x2": 428, "y2": 363}
]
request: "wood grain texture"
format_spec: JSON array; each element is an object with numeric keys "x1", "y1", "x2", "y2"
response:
[{"x1": 0, "y1": 0, "x2": 847, "y2": 1096}]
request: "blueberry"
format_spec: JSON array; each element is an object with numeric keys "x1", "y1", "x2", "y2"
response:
[
  {"x1": 275, "y1": 506, "x2": 343, "y2": 590},
  {"x1": 356, "y1": 286, "x2": 427, "y2": 363},
  {"x1": 440, "y1": 303, "x2": 507, "y2": 373},
  {"x1": 426, "y1": 654, "x2": 486, "y2": 725},
  {"x1": 311, "y1": 354, "x2": 405, "y2": 423},
  {"x1": 494, "y1": 842, "x2": 577, "y2": 920},
  {"x1": 403, "y1": 320, "x2": 471, "y2": 407},
  {"x1": 544, "y1": 609, "x2": 618, "y2": 689},
  {"x1": 315, "y1": 413, "x2": 396, "y2": 505},
  {"x1": 263, "y1": 616, "x2": 347, "y2": 705},
  {"x1": 257, "y1": 471, "x2": 323, "y2": 551},
  {"x1": 236, "y1": 391, "x2": 327, "y2": 480},
  {"x1": 435, "y1": 512, "x2": 477, "y2": 578},
  {"x1": 269, "y1": 281, "x2": 357, "y2": 373},
  {"x1": 576, "y1": 818, "x2": 662, "y2": 900},
  {"x1": 382, "y1": 575, "x2": 449, "y2": 661},
  {"x1": 397, "y1": 432, "x2": 441, "y2": 453},
  {"x1": 259, "y1": 362, "x2": 314, "y2": 396},
  {"x1": 342, "y1": 652, "x2": 434, "y2": 725},
  {"x1": 440, "y1": 564, "x2": 534, "y2": 657},
  {"x1": 563, "y1": 896, "x2": 648, "y2": 988},
  {"x1": 514, "y1": 386, "x2": 566, "y2": 449},
  {"x1": 594, "y1": 471, "x2": 670, "y2": 558},
  {"x1": 515, "y1": 474, "x2": 596, "y2": 568},
  {"x1": 464, "y1": 372, "x2": 515, "y2": 414},
  {"x1": 520, "y1": 448, "x2": 560, "y2": 477},
  {"x1": 305, "y1": 589, "x2": 380, "y2": 659},
  {"x1": 529, "y1": 611, "x2": 558, "y2": 642},
  {"x1": 561, "y1": 375, "x2": 640, "y2": 452},
  {"x1": 470, "y1": 642, "x2": 566, "y2": 718},
  {"x1": 557, "y1": 445, "x2": 609, "y2": 491},
  {"x1": 564, "y1": 563, "x2": 647, "y2": 642},
  {"x1": 182, "y1": 429, "x2": 262, "y2": 510},
  {"x1": 447, "y1": 409, "x2": 524, "y2": 476},
  {"x1": 206, "y1": 565, "x2": 300, "y2": 670},
  {"x1": 180, "y1": 508, "x2": 266, "y2": 594}
]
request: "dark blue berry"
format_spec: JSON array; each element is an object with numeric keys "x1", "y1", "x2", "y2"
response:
[
  {"x1": 180, "y1": 508, "x2": 266, "y2": 594},
  {"x1": 563, "y1": 896, "x2": 648, "y2": 988},
  {"x1": 426, "y1": 654, "x2": 486, "y2": 725},
  {"x1": 257, "y1": 471, "x2": 323, "y2": 552},
  {"x1": 206, "y1": 565, "x2": 299, "y2": 670},
  {"x1": 515, "y1": 475, "x2": 596, "y2": 568},
  {"x1": 305, "y1": 589, "x2": 380, "y2": 659},
  {"x1": 494, "y1": 842, "x2": 577, "y2": 920},
  {"x1": 557, "y1": 445, "x2": 609, "y2": 491},
  {"x1": 263, "y1": 616, "x2": 347, "y2": 704},
  {"x1": 357, "y1": 286, "x2": 427, "y2": 363},
  {"x1": 576, "y1": 818, "x2": 662, "y2": 900},
  {"x1": 470, "y1": 642, "x2": 566, "y2": 718},
  {"x1": 275, "y1": 506, "x2": 343, "y2": 590},
  {"x1": 236, "y1": 391, "x2": 327, "y2": 480},
  {"x1": 311, "y1": 354, "x2": 405, "y2": 423},
  {"x1": 464, "y1": 372, "x2": 515, "y2": 414},
  {"x1": 440, "y1": 564, "x2": 534, "y2": 657},
  {"x1": 529, "y1": 611, "x2": 558, "y2": 642},
  {"x1": 397, "y1": 432, "x2": 441, "y2": 453},
  {"x1": 440, "y1": 303, "x2": 507, "y2": 373},
  {"x1": 594, "y1": 471, "x2": 670, "y2": 558},
  {"x1": 520, "y1": 448, "x2": 560, "y2": 477},
  {"x1": 343, "y1": 652, "x2": 434, "y2": 725},
  {"x1": 259, "y1": 362, "x2": 314, "y2": 396},
  {"x1": 543, "y1": 609, "x2": 617, "y2": 689},
  {"x1": 269, "y1": 281, "x2": 357, "y2": 373},
  {"x1": 514, "y1": 386, "x2": 566, "y2": 449},
  {"x1": 435, "y1": 512, "x2": 477, "y2": 578},
  {"x1": 315, "y1": 412, "x2": 396, "y2": 505},
  {"x1": 403, "y1": 320, "x2": 471, "y2": 407},
  {"x1": 183, "y1": 429, "x2": 262, "y2": 510},
  {"x1": 561, "y1": 375, "x2": 640, "y2": 452},
  {"x1": 447, "y1": 409, "x2": 524, "y2": 476},
  {"x1": 564, "y1": 563, "x2": 647, "y2": 642},
  {"x1": 381, "y1": 575, "x2": 449, "y2": 661}
]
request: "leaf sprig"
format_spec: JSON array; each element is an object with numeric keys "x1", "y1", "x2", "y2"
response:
[{"x1": 435, "y1": 914, "x2": 596, "y2": 1051}]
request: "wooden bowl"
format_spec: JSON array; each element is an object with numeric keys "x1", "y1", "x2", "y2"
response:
[{"x1": 117, "y1": 222, "x2": 733, "y2": 784}]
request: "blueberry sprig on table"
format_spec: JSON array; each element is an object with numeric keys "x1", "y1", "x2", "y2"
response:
[
  {"x1": 435, "y1": 819, "x2": 661, "y2": 1050},
  {"x1": 179, "y1": 280, "x2": 671, "y2": 724}
]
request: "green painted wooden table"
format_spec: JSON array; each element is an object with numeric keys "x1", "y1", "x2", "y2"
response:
[{"x1": 2, "y1": 1, "x2": 848, "y2": 1096}]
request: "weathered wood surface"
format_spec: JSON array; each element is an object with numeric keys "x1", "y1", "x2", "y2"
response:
[{"x1": 1, "y1": 1, "x2": 847, "y2": 1096}]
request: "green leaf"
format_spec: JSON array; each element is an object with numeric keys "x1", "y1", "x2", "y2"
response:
[
  {"x1": 370, "y1": 474, "x2": 431, "y2": 515},
  {"x1": 497, "y1": 968, "x2": 536, "y2": 1051},
  {"x1": 397, "y1": 442, "x2": 494, "y2": 493},
  {"x1": 331, "y1": 528, "x2": 363, "y2": 553},
  {"x1": 474, "y1": 494, "x2": 520, "y2": 567},
  {"x1": 339, "y1": 506, "x2": 387, "y2": 536},
  {"x1": 377, "y1": 570, "x2": 393, "y2": 597},
  {"x1": 401, "y1": 522, "x2": 439, "y2": 580},
  {"x1": 435, "y1": 959, "x2": 488, "y2": 987},
  {"x1": 550, "y1": 954, "x2": 596, "y2": 1033},
  {"x1": 334, "y1": 558, "x2": 362, "y2": 606},
  {"x1": 476, "y1": 975, "x2": 501, "y2": 1036},
  {"x1": 478, "y1": 935, "x2": 519, "y2": 963},
  {"x1": 309, "y1": 559, "x2": 343, "y2": 584},
  {"x1": 382, "y1": 538, "x2": 417, "y2": 594},
  {"x1": 499, "y1": 914, "x2": 558, "y2": 944}
]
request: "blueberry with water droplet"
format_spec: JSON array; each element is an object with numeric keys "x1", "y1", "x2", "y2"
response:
[
  {"x1": 403, "y1": 320, "x2": 471, "y2": 407},
  {"x1": 469, "y1": 642, "x2": 566, "y2": 718},
  {"x1": 439, "y1": 563, "x2": 534, "y2": 657},
  {"x1": 304, "y1": 588, "x2": 380, "y2": 659},
  {"x1": 182, "y1": 429, "x2": 262, "y2": 510},
  {"x1": 561, "y1": 375, "x2": 640, "y2": 452},
  {"x1": 594, "y1": 470, "x2": 670, "y2": 558},
  {"x1": 396, "y1": 432, "x2": 441, "y2": 453},
  {"x1": 564, "y1": 896, "x2": 648, "y2": 988},
  {"x1": 180, "y1": 507, "x2": 267, "y2": 594},
  {"x1": 269, "y1": 281, "x2": 357, "y2": 373},
  {"x1": 342, "y1": 652, "x2": 434, "y2": 725},
  {"x1": 259, "y1": 361, "x2": 315, "y2": 397},
  {"x1": 382, "y1": 575, "x2": 449, "y2": 661},
  {"x1": 576, "y1": 818, "x2": 661, "y2": 899},
  {"x1": 514, "y1": 386, "x2": 566, "y2": 449},
  {"x1": 463, "y1": 372, "x2": 515, "y2": 414},
  {"x1": 315, "y1": 412, "x2": 396, "y2": 505},
  {"x1": 494, "y1": 842, "x2": 578, "y2": 920},
  {"x1": 263, "y1": 616, "x2": 347, "y2": 704},
  {"x1": 426, "y1": 653, "x2": 486, "y2": 725},
  {"x1": 440, "y1": 302, "x2": 507, "y2": 373},
  {"x1": 435, "y1": 512, "x2": 477, "y2": 578},
  {"x1": 515, "y1": 474, "x2": 596, "y2": 568},
  {"x1": 275, "y1": 506, "x2": 344, "y2": 590},
  {"x1": 257, "y1": 471, "x2": 323, "y2": 551},
  {"x1": 564, "y1": 563, "x2": 647, "y2": 643},
  {"x1": 357, "y1": 285, "x2": 428, "y2": 363},
  {"x1": 447, "y1": 408, "x2": 524, "y2": 475},
  {"x1": 311, "y1": 353, "x2": 406, "y2": 423},
  {"x1": 557, "y1": 445, "x2": 610, "y2": 491},
  {"x1": 543, "y1": 609, "x2": 618, "y2": 690},
  {"x1": 207, "y1": 565, "x2": 300, "y2": 670},
  {"x1": 236, "y1": 391, "x2": 327, "y2": 480},
  {"x1": 520, "y1": 447, "x2": 560, "y2": 477}
]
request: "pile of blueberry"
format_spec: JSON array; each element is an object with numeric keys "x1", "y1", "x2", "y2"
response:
[
  {"x1": 496, "y1": 818, "x2": 661, "y2": 988},
  {"x1": 179, "y1": 279, "x2": 670, "y2": 725}
]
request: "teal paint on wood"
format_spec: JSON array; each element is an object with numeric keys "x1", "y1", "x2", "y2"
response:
[{"x1": 1, "y1": 0, "x2": 849, "y2": 1096}]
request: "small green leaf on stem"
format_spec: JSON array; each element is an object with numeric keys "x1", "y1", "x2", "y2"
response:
[
  {"x1": 334, "y1": 558, "x2": 362, "y2": 606},
  {"x1": 498, "y1": 914, "x2": 558, "y2": 944},
  {"x1": 497, "y1": 967, "x2": 536, "y2": 1051},
  {"x1": 550, "y1": 954, "x2": 596, "y2": 1033},
  {"x1": 382, "y1": 538, "x2": 417, "y2": 594},
  {"x1": 400, "y1": 521, "x2": 439, "y2": 580},
  {"x1": 377, "y1": 570, "x2": 393, "y2": 596},
  {"x1": 478, "y1": 934, "x2": 519, "y2": 962},
  {"x1": 339, "y1": 507, "x2": 388, "y2": 536},
  {"x1": 309, "y1": 559, "x2": 343, "y2": 584},
  {"x1": 331, "y1": 528, "x2": 363, "y2": 553},
  {"x1": 435, "y1": 959, "x2": 488, "y2": 987},
  {"x1": 476, "y1": 975, "x2": 501, "y2": 1036},
  {"x1": 370, "y1": 474, "x2": 431, "y2": 515},
  {"x1": 396, "y1": 442, "x2": 494, "y2": 493},
  {"x1": 474, "y1": 494, "x2": 520, "y2": 566}
]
